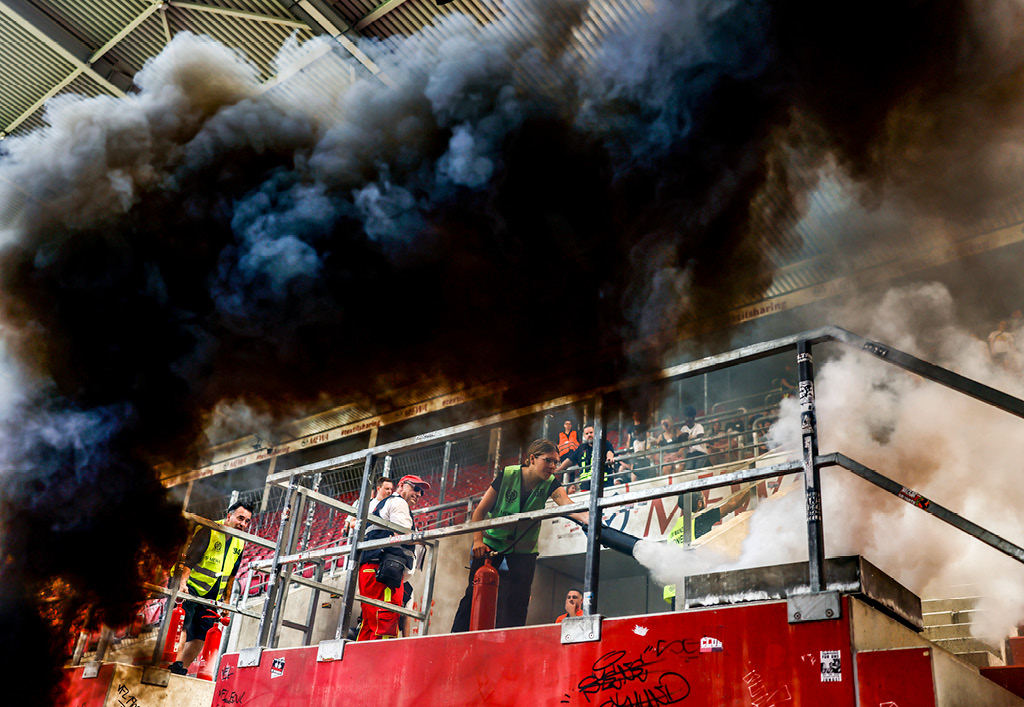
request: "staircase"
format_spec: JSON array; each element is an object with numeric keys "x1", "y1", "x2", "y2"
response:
[{"x1": 922, "y1": 593, "x2": 1005, "y2": 668}]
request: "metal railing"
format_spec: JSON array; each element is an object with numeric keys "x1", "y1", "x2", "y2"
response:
[{"x1": 145, "y1": 325, "x2": 1024, "y2": 664}]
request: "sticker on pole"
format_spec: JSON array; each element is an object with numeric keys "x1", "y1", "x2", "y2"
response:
[
  {"x1": 820, "y1": 651, "x2": 841, "y2": 682},
  {"x1": 270, "y1": 657, "x2": 286, "y2": 679},
  {"x1": 898, "y1": 487, "x2": 931, "y2": 510}
]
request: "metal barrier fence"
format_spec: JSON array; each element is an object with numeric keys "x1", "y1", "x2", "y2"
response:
[{"x1": 143, "y1": 325, "x2": 1024, "y2": 671}]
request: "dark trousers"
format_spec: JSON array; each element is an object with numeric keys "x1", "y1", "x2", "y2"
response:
[{"x1": 451, "y1": 553, "x2": 538, "y2": 632}]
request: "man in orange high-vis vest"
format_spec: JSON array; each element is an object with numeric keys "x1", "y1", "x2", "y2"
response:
[{"x1": 557, "y1": 419, "x2": 580, "y2": 461}]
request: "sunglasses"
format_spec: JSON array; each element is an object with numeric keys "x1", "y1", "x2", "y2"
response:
[{"x1": 408, "y1": 483, "x2": 425, "y2": 494}]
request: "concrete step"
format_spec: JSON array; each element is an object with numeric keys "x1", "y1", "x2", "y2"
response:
[
  {"x1": 958, "y1": 650, "x2": 1007, "y2": 669},
  {"x1": 925, "y1": 623, "x2": 978, "y2": 641},
  {"x1": 923, "y1": 608, "x2": 990, "y2": 627},
  {"x1": 922, "y1": 596, "x2": 979, "y2": 613},
  {"x1": 931, "y1": 636, "x2": 1003, "y2": 660}
]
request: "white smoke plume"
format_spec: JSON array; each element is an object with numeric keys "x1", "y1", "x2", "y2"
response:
[{"x1": 635, "y1": 283, "x2": 1024, "y2": 639}]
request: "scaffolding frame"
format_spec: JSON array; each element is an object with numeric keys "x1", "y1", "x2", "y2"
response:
[{"x1": 150, "y1": 325, "x2": 1024, "y2": 666}]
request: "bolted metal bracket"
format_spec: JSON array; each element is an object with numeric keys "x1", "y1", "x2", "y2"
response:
[
  {"x1": 82, "y1": 661, "x2": 101, "y2": 679},
  {"x1": 317, "y1": 639, "x2": 346, "y2": 662},
  {"x1": 238, "y1": 646, "x2": 263, "y2": 668},
  {"x1": 141, "y1": 666, "x2": 170, "y2": 687},
  {"x1": 788, "y1": 591, "x2": 841, "y2": 624},
  {"x1": 561, "y1": 614, "x2": 602, "y2": 644}
]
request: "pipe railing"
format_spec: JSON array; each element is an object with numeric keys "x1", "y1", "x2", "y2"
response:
[{"x1": 177, "y1": 325, "x2": 1024, "y2": 654}]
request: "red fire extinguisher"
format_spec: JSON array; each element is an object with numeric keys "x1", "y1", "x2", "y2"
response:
[
  {"x1": 161, "y1": 601, "x2": 185, "y2": 663},
  {"x1": 197, "y1": 612, "x2": 231, "y2": 681},
  {"x1": 469, "y1": 559, "x2": 500, "y2": 631}
]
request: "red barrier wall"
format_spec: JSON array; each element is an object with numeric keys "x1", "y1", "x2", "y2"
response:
[
  {"x1": 217, "y1": 598, "x2": 858, "y2": 707},
  {"x1": 857, "y1": 647, "x2": 936, "y2": 707},
  {"x1": 62, "y1": 664, "x2": 116, "y2": 707}
]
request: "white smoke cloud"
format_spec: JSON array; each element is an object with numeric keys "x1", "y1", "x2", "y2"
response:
[{"x1": 635, "y1": 282, "x2": 1024, "y2": 639}]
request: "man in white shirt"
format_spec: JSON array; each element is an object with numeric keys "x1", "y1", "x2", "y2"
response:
[
  {"x1": 679, "y1": 406, "x2": 709, "y2": 470},
  {"x1": 356, "y1": 474, "x2": 429, "y2": 640},
  {"x1": 344, "y1": 476, "x2": 394, "y2": 533}
]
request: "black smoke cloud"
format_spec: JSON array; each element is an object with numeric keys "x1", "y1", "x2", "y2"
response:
[{"x1": 1, "y1": 0, "x2": 1024, "y2": 700}]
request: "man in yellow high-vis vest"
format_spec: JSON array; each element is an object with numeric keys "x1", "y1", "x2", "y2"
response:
[{"x1": 169, "y1": 501, "x2": 253, "y2": 675}]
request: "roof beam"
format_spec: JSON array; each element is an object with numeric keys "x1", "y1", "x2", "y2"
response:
[
  {"x1": 169, "y1": 1, "x2": 308, "y2": 30},
  {"x1": 0, "y1": 0, "x2": 169, "y2": 136},
  {"x1": 0, "y1": 0, "x2": 132, "y2": 95},
  {"x1": 353, "y1": 0, "x2": 412, "y2": 32},
  {"x1": 283, "y1": 0, "x2": 395, "y2": 87}
]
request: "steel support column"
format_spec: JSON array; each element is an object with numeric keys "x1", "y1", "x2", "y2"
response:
[
  {"x1": 257, "y1": 476, "x2": 300, "y2": 647},
  {"x1": 270, "y1": 485, "x2": 307, "y2": 648},
  {"x1": 335, "y1": 453, "x2": 377, "y2": 640},
  {"x1": 300, "y1": 473, "x2": 324, "y2": 645},
  {"x1": 148, "y1": 561, "x2": 184, "y2": 666},
  {"x1": 797, "y1": 340, "x2": 825, "y2": 592},
  {"x1": 583, "y1": 396, "x2": 604, "y2": 615},
  {"x1": 438, "y1": 441, "x2": 452, "y2": 510}
]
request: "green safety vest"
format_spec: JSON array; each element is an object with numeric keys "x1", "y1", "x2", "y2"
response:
[
  {"x1": 577, "y1": 445, "x2": 595, "y2": 483},
  {"x1": 483, "y1": 465, "x2": 558, "y2": 554},
  {"x1": 186, "y1": 520, "x2": 245, "y2": 599},
  {"x1": 668, "y1": 515, "x2": 696, "y2": 546}
]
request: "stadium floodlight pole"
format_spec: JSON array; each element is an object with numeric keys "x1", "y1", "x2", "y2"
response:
[
  {"x1": 336, "y1": 453, "x2": 377, "y2": 640},
  {"x1": 797, "y1": 339, "x2": 826, "y2": 593},
  {"x1": 582, "y1": 395, "x2": 604, "y2": 616}
]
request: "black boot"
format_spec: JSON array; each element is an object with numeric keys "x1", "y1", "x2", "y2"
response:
[{"x1": 169, "y1": 661, "x2": 188, "y2": 675}]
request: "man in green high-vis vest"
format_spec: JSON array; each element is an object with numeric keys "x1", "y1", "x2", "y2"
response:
[
  {"x1": 169, "y1": 501, "x2": 252, "y2": 675},
  {"x1": 451, "y1": 439, "x2": 587, "y2": 632}
]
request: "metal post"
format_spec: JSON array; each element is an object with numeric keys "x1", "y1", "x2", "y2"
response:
[
  {"x1": 492, "y1": 427, "x2": 502, "y2": 477},
  {"x1": 682, "y1": 493, "x2": 693, "y2": 547},
  {"x1": 797, "y1": 340, "x2": 825, "y2": 593},
  {"x1": 219, "y1": 580, "x2": 242, "y2": 661},
  {"x1": 260, "y1": 458, "x2": 278, "y2": 512},
  {"x1": 270, "y1": 486, "x2": 306, "y2": 648},
  {"x1": 70, "y1": 630, "x2": 89, "y2": 666},
  {"x1": 583, "y1": 396, "x2": 604, "y2": 615},
  {"x1": 419, "y1": 540, "x2": 440, "y2": 635},
  {"x1": 300, "y1": 473, "x2": 323, "y2": 646},
  {"x1": 94, "y1": 626, "x2": 114, "y2": 663},
  {"x1": 148, "y1": 562, "x2": 183, "y2": 666},
  {"x1": 438, "y1": 441, "x2": 451, "y2": 521},
  {"x1": 257, "y1": 476, "x2": 300, "y2": 647},
  {"x1": 335, "y1": 453, "x2": 377, "y2": 640}
]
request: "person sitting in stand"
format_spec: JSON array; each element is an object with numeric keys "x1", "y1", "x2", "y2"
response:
[
  {"x1": 451, "y1": 440, "x2": 587, "y2": 632},
  {"x1": 356, "y1": 475, "x2": 429, "y2": 641},
  {"x1": 625, "y1": 412, "x2": 649, "y2": 454},
  {"x1": 653, "y1": 418, "x2": 686, "y2": 474},
  {"x1": 706, "y1": 420, "x2": 729, "y2": 466},
  {"x1": 555, "y1": 425, "x2": 616, "y2": 490},
  {"x1": 678, "y1": 406, "x2": 709, "y2": 470},
  {"x1": 555, "y1": 588, "x2": 584, "y2": 623}
]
